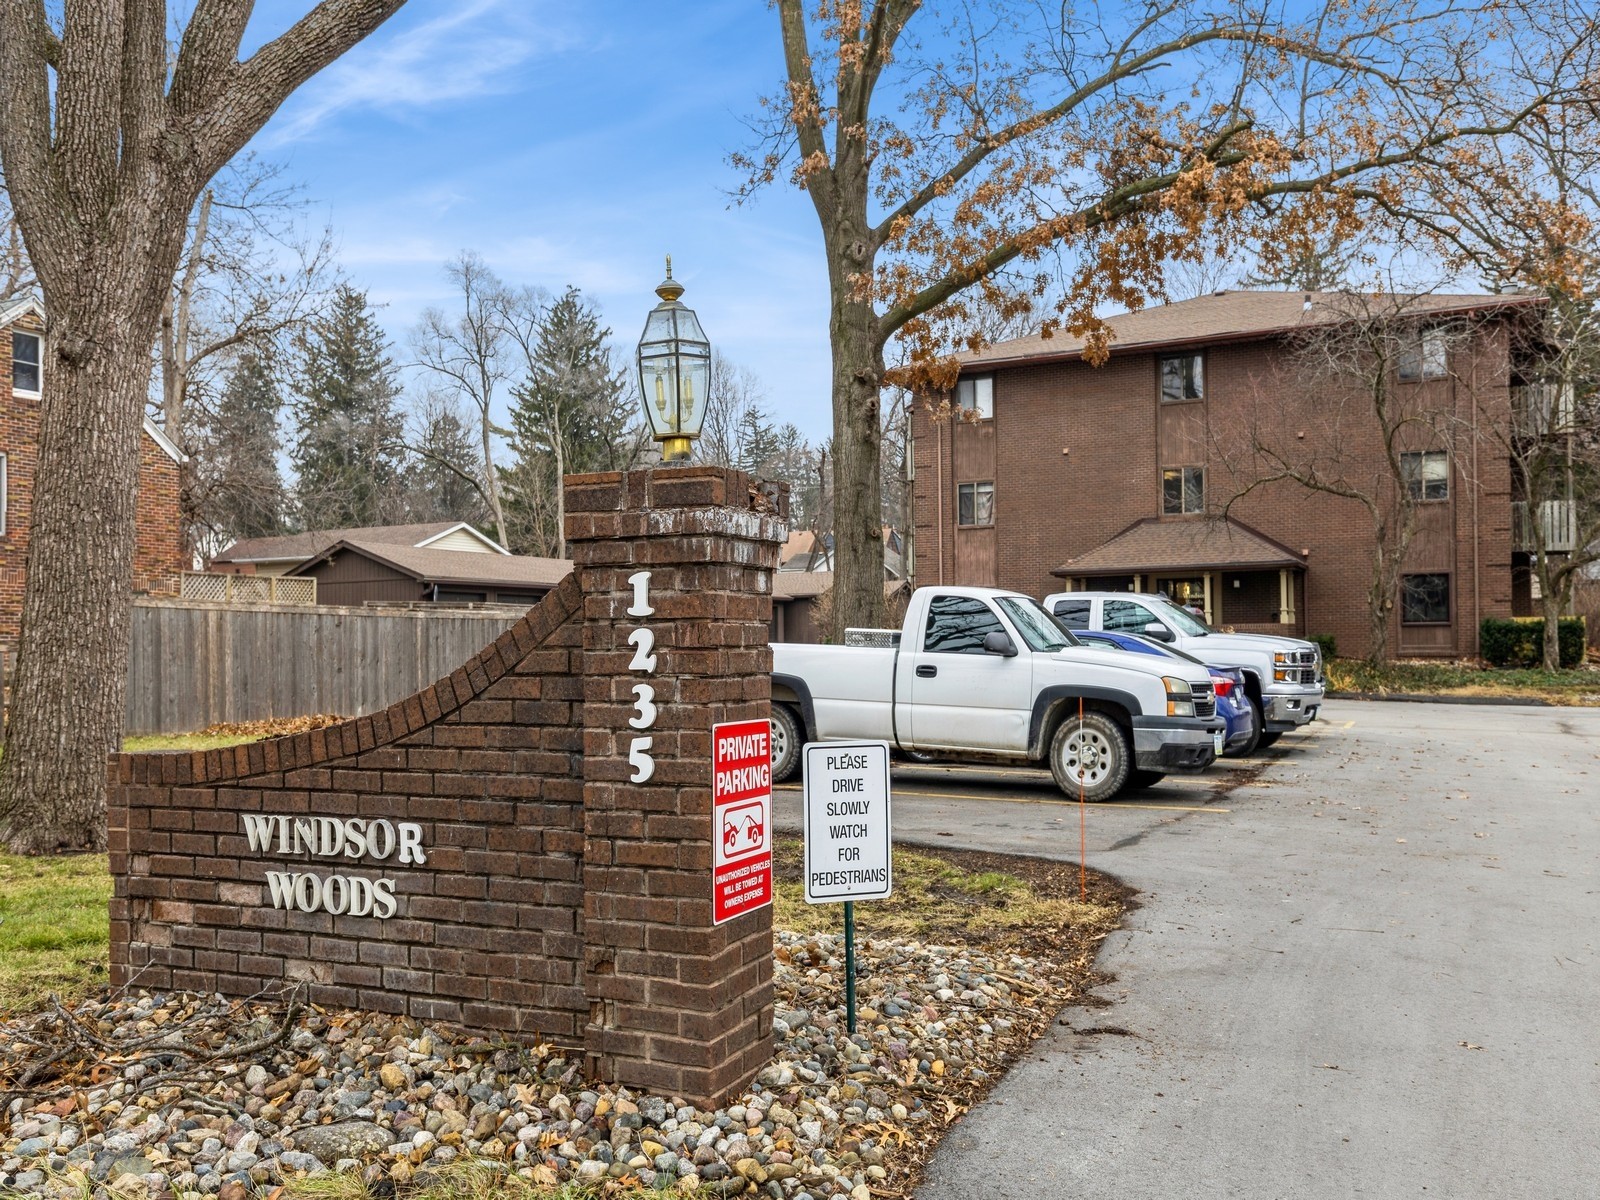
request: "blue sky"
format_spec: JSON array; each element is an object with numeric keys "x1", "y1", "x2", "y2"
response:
[{"x1": 243, "y1": 1, "x2": 833, "y2": 437}]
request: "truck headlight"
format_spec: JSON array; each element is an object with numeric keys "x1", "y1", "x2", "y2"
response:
[
  {"x1": 1274, "y1": 668, "x2": 1291, "y2": 682},
  {"x1": 1273, "y1": 651, "x2": 1290, "y2": 665},
  {"x1": 1162, "y1": 676, "x2": 1195, "y2": 718}
]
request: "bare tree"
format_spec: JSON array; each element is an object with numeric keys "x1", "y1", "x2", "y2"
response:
[
  {"x1": 1500, "y1": 301, "x2": 1600, "y2": 668},
  {"x1": 0, "y1": 0, "x2": 410, "y2": 853},
  {"x1": 401, "y1": 387, "x2": 494, "y2": 529},
  {"x1": 411, "y1": 252, "x2": 526, "y2": 545},
  {"x1": 737, "y1": 0, "x2": 1588, "y2": 639},
  {"x1": 159, "y1": 155, "x2": 336, "y2": 553},
  {"x1": 1221, "y1": 291, "x2": 1479, "y2": 663},
  {"x1": 0, "y1": 170, "x2": 35, "y2": 298},
  {"x1": 698, "y1": 352, "x2": 769, "y2": 470}
]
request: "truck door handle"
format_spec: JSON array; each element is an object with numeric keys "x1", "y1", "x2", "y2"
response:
[{"x1": 916, "y1": 665, "x2": 937, "y2": 678}]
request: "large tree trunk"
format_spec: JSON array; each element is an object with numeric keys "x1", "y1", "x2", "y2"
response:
[
  {"x1": 826, "y1": 256, "x2": 887, "y2": 640},
  {"x1": 0, "y1": 309, "x2": 153, "y2": 851}
]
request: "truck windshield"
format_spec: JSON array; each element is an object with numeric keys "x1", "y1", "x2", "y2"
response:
[
  {"x1": 1156, "y1": 600, "x2": 1213, "y2": 636},
  {"x1": 997, "y1": 597, "x2": 1079, "y2": 652}
]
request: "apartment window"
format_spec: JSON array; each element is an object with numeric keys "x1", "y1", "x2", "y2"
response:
[
  {"x1": 1401, "y1": 451, "x2": 1449, "y2": 501},
  {"x1": 923, "y1": 595, "x2": 1007, "y2": 654},
  {"x1": 1162, "y1": 466, "x2": 1205, "y2": 515},
  {"x1": 1160, "y1": 353, "x2": 1204, "y2": 402},
  {"x1": 955, "y1": 375, "x2": 994, "y2": 419},
  {"x1": 12, "y1": 331, "x2": 41, "y2": 396},
  {"x1": 1401, "y1": 573, "x2": 1450, "y2": 624},
  {"x1": 1398, "y1": 330, "x2": 1448, "y2": 382},
  {"x1": 956, "y1": 481, "x2": 994, "y2": 527}
]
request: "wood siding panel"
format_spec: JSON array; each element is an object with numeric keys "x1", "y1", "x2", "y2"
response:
[
  {"x1": 954, "y1": 527, "x2": 997, "y2": 586},
  {"x1": 1158, "y1": 401, "x2": 1207, "y2": 467}
]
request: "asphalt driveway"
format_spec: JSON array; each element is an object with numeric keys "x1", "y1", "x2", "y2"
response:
[{"x1": 779, "y1": 704, "x2": 1600, "y2": 1198}]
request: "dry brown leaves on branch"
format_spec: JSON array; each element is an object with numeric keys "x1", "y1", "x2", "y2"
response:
[{"x1": 0, "y1": 984, "x2": 306, "y2": 1130}]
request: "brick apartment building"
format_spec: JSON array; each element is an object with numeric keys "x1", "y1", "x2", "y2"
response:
[
  {"x1": 2, "y1": 296, "x2": 188, "y2": 661},
  {"x1": 909, "y1": 290, "x2": 1556, "y2": 659}
]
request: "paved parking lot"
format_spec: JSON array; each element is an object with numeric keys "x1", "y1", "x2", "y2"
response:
[{"x1": 774, "y1": 704, "x2": 1600, "y2": 1198}]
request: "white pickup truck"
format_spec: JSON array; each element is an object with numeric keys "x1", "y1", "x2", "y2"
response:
[
  {"x1": 1041, "y1": 590, "x2": 1325, "y2": 750},
  {"x1": 770, "y1": 585, "x2": 1225, "y2": 802}
]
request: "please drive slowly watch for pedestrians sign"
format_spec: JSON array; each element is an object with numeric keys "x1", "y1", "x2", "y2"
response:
[{"x1": 803, "y1": 741, "x2": 892, "y2": 903}]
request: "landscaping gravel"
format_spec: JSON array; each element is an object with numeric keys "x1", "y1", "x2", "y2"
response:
[{"x1": 2, "y1": 930, "x2": 1075, "y2": 1198}]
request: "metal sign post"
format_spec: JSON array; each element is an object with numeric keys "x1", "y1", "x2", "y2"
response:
[{"x1": 802, "y1": 740, "x2": 891, "y2": 1034}]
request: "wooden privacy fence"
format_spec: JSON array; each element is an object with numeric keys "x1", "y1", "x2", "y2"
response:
[{"x1": 126, "y1": 597, "x2": 523, "y2": 735}]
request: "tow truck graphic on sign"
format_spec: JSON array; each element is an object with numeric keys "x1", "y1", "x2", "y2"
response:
[{"x1": 721, "y1": 801, "x2": 766, "y2": 858}]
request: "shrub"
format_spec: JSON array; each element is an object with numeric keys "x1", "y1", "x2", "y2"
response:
[
  {"x1": 1479, "y1": 616, "x2": 1587, "y2": 669},
  {"x1": 1308, "y1": 633, "x2": 1337, "y2": 661}
]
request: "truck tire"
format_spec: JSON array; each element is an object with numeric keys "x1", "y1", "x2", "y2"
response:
[
  {"x1": 1257, "y1": 730, "x2": 1283, "y2": 749},
  {"x1": 770, "y1": 703, "x2": 804, "y2": 783},
  {"x1": 1048, "y1": 712, "x2": 1130, "y2": 802}
]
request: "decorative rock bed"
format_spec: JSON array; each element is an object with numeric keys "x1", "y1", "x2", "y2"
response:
[{"x1": 2, "y1": 931, "x2": 1078, "y2": 1198}]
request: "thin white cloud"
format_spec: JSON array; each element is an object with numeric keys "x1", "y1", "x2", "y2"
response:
[{"x1": 261, "y1": 0, "x2": 569, "y2": 145}]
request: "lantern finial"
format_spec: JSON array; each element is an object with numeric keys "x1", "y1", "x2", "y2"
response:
[{"x1": 655, "y1": 256, "x2": 684, "y2": 303}]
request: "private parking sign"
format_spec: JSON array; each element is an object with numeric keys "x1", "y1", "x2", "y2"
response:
[{"x1": 711, "y1": 718, "x2": 774, "y2": 925}]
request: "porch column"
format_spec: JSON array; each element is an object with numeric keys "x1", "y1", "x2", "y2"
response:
[
  {"x1": 1202, "y1": 572, "x2": 1214, "y2": 625},
  {"x1": 1278, "y1": 569, "x2": 1297, "y2": 625},
  {"x1": 1131, "y1": 574, "x2": 1142, "y2": 594}
]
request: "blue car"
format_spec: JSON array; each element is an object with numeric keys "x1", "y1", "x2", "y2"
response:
[{"x1": 1074, "y1": 630, "x2": 1260, "y2": 757}]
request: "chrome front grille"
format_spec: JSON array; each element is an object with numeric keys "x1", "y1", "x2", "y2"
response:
[{"x1": 1193, "y1": 682, "x2": 1216, "y2": 718}]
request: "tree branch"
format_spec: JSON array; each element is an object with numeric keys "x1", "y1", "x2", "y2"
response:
[{"x1": 204, "y1": 0, "x2": 408, "y2": 169}]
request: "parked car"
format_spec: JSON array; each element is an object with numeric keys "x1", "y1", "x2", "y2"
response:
[
  {"x1": 770, "y1": 585, "x2": 1224, "y2": 802},
  {"x1": 1042, "y1": 590, "x2": 1325, "y2": 747},
  {"x1": 1073, "y1": 630, "x2": 1260, "y2": 756}
]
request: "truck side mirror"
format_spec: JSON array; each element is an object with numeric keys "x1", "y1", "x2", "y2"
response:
[
  {"x1": 1142, "y1": 622, "x2": 1174, "y2": 642},
  {"x1": 983, "y1": 631, "x2": 1019, "y2": 657}
]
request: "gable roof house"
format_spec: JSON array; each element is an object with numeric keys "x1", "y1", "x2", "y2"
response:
[
  {"x1": 911, "y1": 289, "x2": 1553, "y2": 659},
  {"x1": 1, "y1": 297, "x2": 187, "y2": 659},
  {"x1": 209, "y1": 520, "x2": 508, "y2": 576},
  {"x1": 284, "y1": 539, "x2": 570, "y2": 608}
]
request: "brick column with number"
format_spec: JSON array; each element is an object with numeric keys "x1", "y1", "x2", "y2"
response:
[{"x1": 565, "y1": 466, "x2": 785, "y2": 1106}]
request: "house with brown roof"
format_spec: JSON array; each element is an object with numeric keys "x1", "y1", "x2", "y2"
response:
[
  {"x1": 2, "y1": 296, "x2": 188, "y2": 661},
  {"x1": 209, "y1": 520, "x2": 507, "y2": 576},
  {"x1": 910, "y1": 289, "x2": 1554, "y2": 659},
  {"x1": 285, "y1": 539, "x2": 569, "y2": 608}
]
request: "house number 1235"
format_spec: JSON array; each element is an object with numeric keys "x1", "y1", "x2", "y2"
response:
[{"x1": 626, "y1": 571, "x2": 656, "y2": 782}]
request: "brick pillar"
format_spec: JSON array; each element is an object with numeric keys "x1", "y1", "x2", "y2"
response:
[{"x1": 566, "y1": 466, "x2": 784, "y2": 1106}]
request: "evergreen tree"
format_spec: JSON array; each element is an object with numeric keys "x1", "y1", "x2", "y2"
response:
[
  {"x1": 190, "y1": 350, "x2": 289, "y2": 556},
  {"x1": 501, "y1": 288, "x2": 646, "y2": 555},
  {"x1": 290, "y1": 284, "x2": 408, "y2": 529},
  {"x1": 407, "y1": 393, "x2": 491, "y2": 528}
]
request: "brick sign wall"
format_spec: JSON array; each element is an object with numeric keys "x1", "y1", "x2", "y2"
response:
[{"x1": 109, "y1": 466, "x2": 784, "y2": 1106}]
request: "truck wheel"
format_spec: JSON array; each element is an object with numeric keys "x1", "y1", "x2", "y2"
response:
[
  {"x1": 1257, "y1": 730, "x2": 1283, "y2": 749},
  {"x1": 1127, "y1": 770, "x2": 1166, "y2": 789},
  {"x1": 770, "y1": 703, "x2": 804, "y2": 783},
  {"x1": 1048, "y1": 712, "x2": 1130, "y2": 802}
]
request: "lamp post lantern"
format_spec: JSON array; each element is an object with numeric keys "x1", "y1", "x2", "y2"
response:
[{"x1": 636, "y1": 257, "x2": 712, "y2": 462}]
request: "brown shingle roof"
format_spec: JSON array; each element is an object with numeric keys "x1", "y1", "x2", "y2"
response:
[
  {"x1": 295, "y1": 540, "x2": 572, "y2": 589},
  {"x1": 213, "y1": 521, "x2": 495, "y2": 565},
  {"x1": 1054, "y1": 518, "x2": 1305, "y2": 577},
  {"x1": 960, "y1": 289, "x2": 1543, "y2": 370},
  {"x1": 772, "y1": 571, "x2": 907, "y2": 600}
]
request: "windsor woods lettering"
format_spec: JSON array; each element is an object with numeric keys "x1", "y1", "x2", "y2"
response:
[{"x1": 240, "y1": 815, "x2": 429, "y2": 920}]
